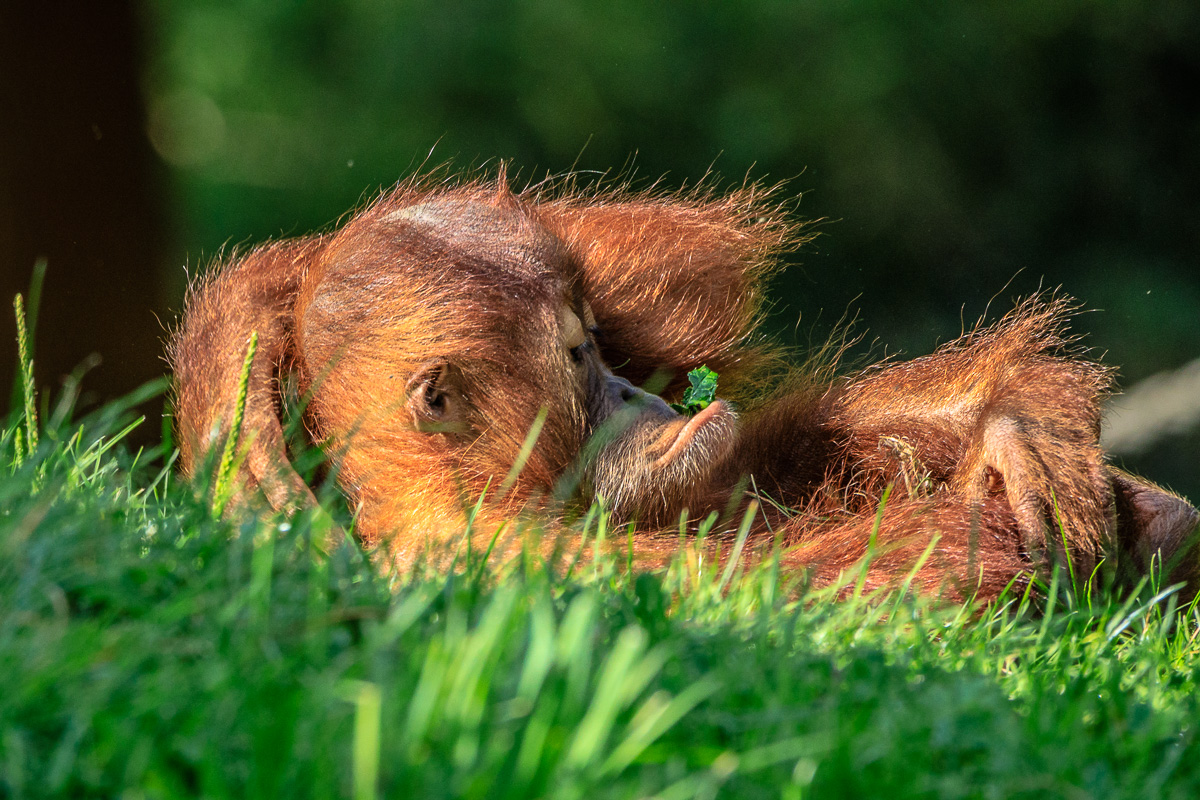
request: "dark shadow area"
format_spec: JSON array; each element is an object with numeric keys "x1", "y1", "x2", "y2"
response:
[{"x1": 1, "y1": 3, "x2": 168, "y2": 444}]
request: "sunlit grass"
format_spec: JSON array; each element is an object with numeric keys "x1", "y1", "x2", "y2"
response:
[
  {"x1": 4, "y1": 393, "x2": 1200, "y2": 800},
  {"x1": 4, "y1": 280, "x2": 1200, "y2": 798}
]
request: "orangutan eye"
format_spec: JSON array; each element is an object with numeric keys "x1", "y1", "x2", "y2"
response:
[
  {"x1": 561, "y1": 307, "x2": 586, "y2": 348},
  {"x1": 561, "y1": 306, "x2": 587, "y2": 361}
]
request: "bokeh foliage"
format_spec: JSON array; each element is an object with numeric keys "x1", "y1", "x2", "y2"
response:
[{"x1": 141, "y1": 0, "x2": 1200, "y2": 493}]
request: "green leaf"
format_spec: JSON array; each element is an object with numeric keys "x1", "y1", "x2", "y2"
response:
[{"x1": 670, "y1": 366, "x2": 719, "y2": 415}]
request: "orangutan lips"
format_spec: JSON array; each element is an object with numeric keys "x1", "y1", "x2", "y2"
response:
[{"x1": 649, "y1": 400, "x2": 726, "y2": 470}]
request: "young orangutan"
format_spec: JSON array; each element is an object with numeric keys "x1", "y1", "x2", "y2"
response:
[{"x1": 170, "y1": 172, "x2": 1199, "y2": 602}]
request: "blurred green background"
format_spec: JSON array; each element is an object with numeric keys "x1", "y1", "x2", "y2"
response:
[{"x1": 2, "y1": 0, "x2": 1198, "y2": 497}]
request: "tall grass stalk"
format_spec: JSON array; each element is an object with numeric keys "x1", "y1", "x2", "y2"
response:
[
  {"x1": 12, "y1": 293, "x2": 38, "y2": 460},
  {"x1": 213, "y1": 331, "x2": 258, "y2": 515}
]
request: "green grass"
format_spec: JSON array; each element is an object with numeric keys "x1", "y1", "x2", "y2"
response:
[{"x1": 4, "y1": 382, "x2": 1200, "y2": 798}]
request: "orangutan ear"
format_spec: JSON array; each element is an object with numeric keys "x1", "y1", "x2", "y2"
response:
[{"x1": 404, "y1": 358, "x2": 467, "y2": 433}]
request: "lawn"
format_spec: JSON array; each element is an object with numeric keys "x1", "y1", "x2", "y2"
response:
[{"x1": 3, "y1": 318, "x2": 1200, "y2": 799}]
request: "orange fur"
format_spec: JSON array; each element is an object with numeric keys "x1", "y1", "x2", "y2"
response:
[{"x1": 170, "y1": 171, "x2": 1199, "y2": 602}]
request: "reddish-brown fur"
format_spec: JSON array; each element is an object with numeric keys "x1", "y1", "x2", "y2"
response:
[{"x1": 170, "y1": 171, "x2": 1199, "y2": 602}]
